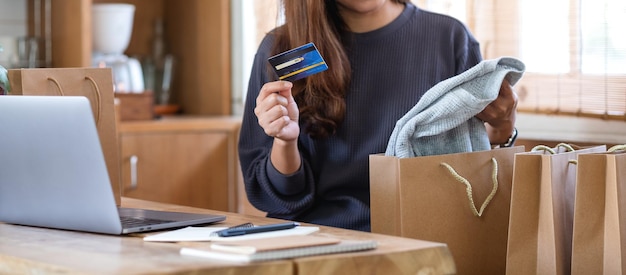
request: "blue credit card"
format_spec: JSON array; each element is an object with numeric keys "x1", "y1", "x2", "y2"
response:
[{"x1": 268, "y1": 42, "x2": 328, "y2": 82}]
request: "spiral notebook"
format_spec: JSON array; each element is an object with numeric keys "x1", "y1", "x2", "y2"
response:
[{"x1": 180, "y1": 235, "x2": 377, "y2": 262}]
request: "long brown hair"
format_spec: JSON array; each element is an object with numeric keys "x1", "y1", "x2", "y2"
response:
[{"x1": 273, "y1": 0, "x2": 408, "y2": 138}]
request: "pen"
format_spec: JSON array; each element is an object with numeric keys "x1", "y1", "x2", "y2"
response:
[{"x1": 216, "y1": 222, "x2": 300, "y2": 237}]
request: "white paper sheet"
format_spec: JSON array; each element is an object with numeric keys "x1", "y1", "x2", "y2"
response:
[{"x1": 143, "y1": 226, "x2": 320, "y2": 242}]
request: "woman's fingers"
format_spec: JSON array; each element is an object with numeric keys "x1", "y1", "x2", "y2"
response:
[
  {"x1": 477, "y1": 80, "x2": 518, "y2": 126},
  {"x1": 254, "y1": 81, "x2": 298, "y2": 139}
]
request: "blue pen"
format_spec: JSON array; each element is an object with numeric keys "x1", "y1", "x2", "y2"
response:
[{"x1": 216, "y1": 222, "x2": 300, "y2": 237}]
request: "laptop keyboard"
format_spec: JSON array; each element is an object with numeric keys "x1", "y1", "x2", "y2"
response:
[{"x1": 120, "y1": 216, "x2": 174, "y2": 228}]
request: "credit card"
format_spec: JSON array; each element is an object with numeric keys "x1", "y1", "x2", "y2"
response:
[{"x1": 268, "y1": 42, "x2": 328, "y2": 82}]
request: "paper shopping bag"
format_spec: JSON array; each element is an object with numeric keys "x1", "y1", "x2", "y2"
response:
[
  {"x1": 7, "y1": 68, "x2": 121, "y2": 205},
  {"x1": 571, "y1": 145, "x2": 626, "y2": 275},
  {"x1": 370, "y1": 146, "x2": 524, "y2": 275},
  {"x1": 506, "y1": 144, "x2": 606, "y2": 275}
]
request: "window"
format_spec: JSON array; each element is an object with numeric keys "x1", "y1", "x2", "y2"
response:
[
  {"x1": 580, "y1": 0, "x2": 626, "y2": 75},
  {"x1": 515, "y1": 0, "x2": 626, "y2": 120},
  {"x1": 417, "y1": 0, "x2": 626, "y2": 143},
  {"x1": 425, "y1": 0, "x2": 626, "y2": 120},
  {"x1": 519, "y1": 0, "x2": 570, "y2": 74}
]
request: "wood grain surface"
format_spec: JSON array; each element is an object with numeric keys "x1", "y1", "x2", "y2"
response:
[{"x1": 0, "y1": 198, "x2": 456, "y2": 274}]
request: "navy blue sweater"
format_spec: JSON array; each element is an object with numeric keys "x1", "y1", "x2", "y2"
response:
[{"x1": 238, "y1": 3, "x2": 482, "y2": 232}]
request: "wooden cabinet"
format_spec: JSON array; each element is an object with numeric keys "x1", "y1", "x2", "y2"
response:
[
  {"x1": 42, "y1": 0, "x2": 231, "y2": 115},
  {"x1": 117, "y1": 116, "x2": 241, "y2": 212}
]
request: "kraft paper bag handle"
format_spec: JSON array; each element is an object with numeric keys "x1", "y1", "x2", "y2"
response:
[
  {"x1": 608, "y1": 144, "x2": 626, "y2": 153},
  {"x1": 440, "y1": 157, "x2": 498, "y2": 217},
  {"x1": 46, "y1": 76, "x2": 102, "y2": 126},
  {"x1": 532, "y1": 143, "x2": 579, "y2": 164},
  {"x1": 531, "y1": 143, "x2": 576, "y2": 154}
]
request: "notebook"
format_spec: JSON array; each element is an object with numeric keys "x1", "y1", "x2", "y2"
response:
[
  {"x1": 180, "y1": 235, "x2": 377, "y2": 262},
  {"x1": 0, "y1": 95, "x2": 226, "y2": 235},
  {"x1": 209, "y1": 235, "x2": 342, "y2": 254}
]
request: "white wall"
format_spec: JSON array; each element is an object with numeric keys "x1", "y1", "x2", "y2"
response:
[
  {"x1": 517, "y1": 113, "x2": 626, "y2": 144},
  {"x1": 230, "y1": 0, "x2": 257, "y2": 116},
  {"x1": 231, "y1": 0, "x2": 282, "y2": 116}
]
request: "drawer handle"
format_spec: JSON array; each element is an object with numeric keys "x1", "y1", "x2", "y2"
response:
[{"x1": 129, "y1": 155, "x2": 138, "y2": 190}]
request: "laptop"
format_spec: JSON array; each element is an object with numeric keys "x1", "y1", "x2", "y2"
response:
[{"x1": 0, "y1": 95, "x2": 226, "y2": 235}]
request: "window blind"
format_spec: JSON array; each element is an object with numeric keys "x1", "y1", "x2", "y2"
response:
[
  {"x1": 516, "y1": 0, "x2": 626, "y2": 120},
  {"x1": 419, "y1": 0, "x2": 626, "y2": 121}
]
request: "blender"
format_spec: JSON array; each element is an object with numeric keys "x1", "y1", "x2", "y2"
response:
[{"x1": 91, "y1": 3, "x2": 144, "y2": 93}]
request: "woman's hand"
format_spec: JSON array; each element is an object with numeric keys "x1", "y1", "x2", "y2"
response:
[
  {"x1": 476, "y1": 79, "x2": 518, "y2": 145},
  {"x1": 255, "y1": 81, "x2": 302, "y2": 174},
  {"x1": 254, "y1": 81, "x2": 300, "y2": 142}
]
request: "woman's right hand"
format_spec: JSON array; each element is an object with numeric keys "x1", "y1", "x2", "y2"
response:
[{"x1": 254, "y1": 81, "x2": 300, "y2": 142}]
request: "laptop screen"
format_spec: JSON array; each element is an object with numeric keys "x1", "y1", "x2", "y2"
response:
[{"x1": 0, "y1": 96, "x2": 225, "y2": 234}]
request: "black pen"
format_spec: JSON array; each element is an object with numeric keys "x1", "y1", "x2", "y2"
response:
[{"x1": 216, "y1": 222, "x2": 300, "y2": 237}]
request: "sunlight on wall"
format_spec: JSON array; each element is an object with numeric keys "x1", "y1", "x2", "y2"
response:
[{"x1": 231, "y1": 0, "x2": 280, "y2": 115}]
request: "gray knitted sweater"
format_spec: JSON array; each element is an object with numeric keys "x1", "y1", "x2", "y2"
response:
[{"x1": 386, "y1": 57, "x2": 526, "y2": 158}]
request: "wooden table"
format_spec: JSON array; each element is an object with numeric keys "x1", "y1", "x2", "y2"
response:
[{"x1": 0, "y1": 198, "x2": 456, "y2": 274}]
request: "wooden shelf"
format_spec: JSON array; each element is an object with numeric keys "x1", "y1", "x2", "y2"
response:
[{"x1": 42, "y1": 0, "x2": 231, "y2": 115}]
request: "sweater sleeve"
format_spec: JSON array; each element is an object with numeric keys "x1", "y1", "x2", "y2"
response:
[
  {"x1": 452, "y1": 19, "x2": 483, "y2": 74},
  {"x1": 237, "y1": 34, "x2": 316, "y2": 217}
]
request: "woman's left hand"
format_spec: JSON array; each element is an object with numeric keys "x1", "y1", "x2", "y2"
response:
[{"x1": 476, "y1": 79, "x2": 518, "y2": 145}]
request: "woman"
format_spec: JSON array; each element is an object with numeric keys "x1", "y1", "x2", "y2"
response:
[{"x1": 238, "y1": 0, "x2": 517, "y2": 232}]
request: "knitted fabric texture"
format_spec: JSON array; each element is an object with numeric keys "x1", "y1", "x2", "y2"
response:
[{"x1": 385, "y1": 57, "x2": 526, "y2": 158}]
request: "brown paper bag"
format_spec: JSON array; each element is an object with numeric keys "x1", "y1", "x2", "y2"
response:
[
  {"x1": 8, "y1": 68, "x2": 121, "y2": 206},
  {"x1": 370, "y1": 146, "x2": 524, "y2": 275},
  {"x1": 571, "y1": 145, "x2": 626, "y2": 275},
  {"x1": 506, "y1": 144, "x2": 606, "y2": 275}
]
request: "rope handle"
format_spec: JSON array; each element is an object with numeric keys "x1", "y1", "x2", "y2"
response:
[
  {"x1": 608, "y1": 144, "x2": 626, "y2": 153},
  {"x1": 555, "y1": 143, "x2": 576, "y2": 152},
  {"x1": 531, "y1": 143, "x2": 576, "y2": 154},
  {"x1": 46, "y1": 76, "x2": 102, "y2": 126},
  {"x1": 46, "y1": 77, "x2": 65, "y2": 95},
  {"x1": 440, "y1": 158, "x2": 498, "y2": 217},
  {"x1": 85, "y1": 76, "x2": 102, "y2": 126},
  {"x1": 531, "y1": 143, "x2": 579, "y2": 164}
]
